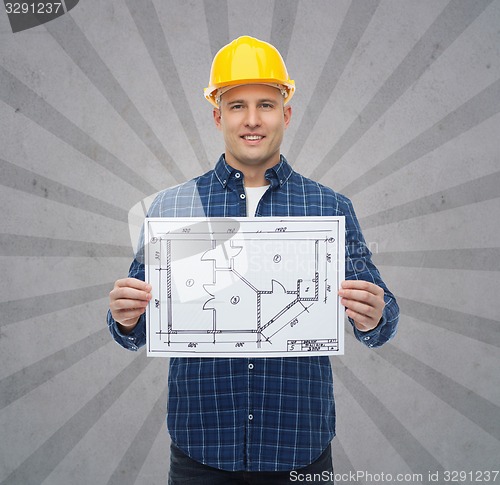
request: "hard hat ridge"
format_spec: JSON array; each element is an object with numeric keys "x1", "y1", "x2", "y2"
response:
[
  {"x1": 204, "y1": 35, "x2": 295, "y2": 107},
  {"x1": 214, "y1": 83, "x2": 288, "y2": 106}
]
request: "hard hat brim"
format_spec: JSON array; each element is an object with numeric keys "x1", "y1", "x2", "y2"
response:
[{"x1": 204, "y1": 79, "x2": 295, "y2": 108}]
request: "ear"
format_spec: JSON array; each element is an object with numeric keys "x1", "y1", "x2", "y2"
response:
[
  {"x1": 283, "y1": 105, "x2": 292, "y2": 129},
  {"x1": 213, "y1": 107, "x2": 222, "y2": 131}
]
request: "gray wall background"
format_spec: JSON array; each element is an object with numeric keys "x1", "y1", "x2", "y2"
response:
[{"x1": 1, "y1": 0, "x2": 499, "y2": 483}]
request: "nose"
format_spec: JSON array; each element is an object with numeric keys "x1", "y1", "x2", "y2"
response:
[{"x1": 244, "y1": 106, "x2": 261, "y2": 128}]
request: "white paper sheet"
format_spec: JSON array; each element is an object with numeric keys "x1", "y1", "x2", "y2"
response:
[{"x1": 145, "y1": 217, "x2": 345, "y2": 357}]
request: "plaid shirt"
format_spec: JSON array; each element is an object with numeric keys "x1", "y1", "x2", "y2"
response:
[{"x1": 108, "y1": 155, "x2": 399, "y2": 472}]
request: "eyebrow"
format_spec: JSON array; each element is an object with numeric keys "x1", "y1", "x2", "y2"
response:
[{"x1": 226, "y1": 98, "x2": 279, "y2": 105}]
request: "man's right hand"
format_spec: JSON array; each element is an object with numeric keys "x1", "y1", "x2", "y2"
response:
[{"x1": 109, "y1": 278, "x2": 152, "y2": 333}]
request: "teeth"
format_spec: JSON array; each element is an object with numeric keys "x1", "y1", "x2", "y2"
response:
[{"x1": 243, "y1": 135, "x2": 263, "y2": 140}]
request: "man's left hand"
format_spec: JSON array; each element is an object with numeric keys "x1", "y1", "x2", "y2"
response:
[{"x1": 338, "y1": 280, "x2": 385, "y2": 332}]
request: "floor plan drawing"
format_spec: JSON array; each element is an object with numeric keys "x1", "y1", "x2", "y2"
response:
[{"x1": 145, "y1": 217, "x2": 345, "y2": 357}]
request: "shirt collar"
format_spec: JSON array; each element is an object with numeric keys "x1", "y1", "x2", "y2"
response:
[
  {"x1": 214, "y1": 154, "x2": 294, "y2": 189},
  {"x1": 213, "y1": 155, "x2": 235, "y2": 188},
  {"x1": 266, "y1": 155, "x2": 294, "y2": 188}
]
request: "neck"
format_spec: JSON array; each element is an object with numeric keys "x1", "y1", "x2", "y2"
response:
[
  {"x1": 241, "y1": 168, "x2": 270, "y2": 187},
  {"x1": 224, "y1": 154, "x2": 280, "y2": 187}
]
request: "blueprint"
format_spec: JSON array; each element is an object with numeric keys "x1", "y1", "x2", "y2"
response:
[{"x1": 145, "y1": 217, "x2": 345, "y2": 357}]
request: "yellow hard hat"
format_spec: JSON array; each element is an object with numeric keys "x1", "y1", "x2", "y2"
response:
[{"x1": 204, "y1": 36, "x2": 295, "y2": 107}]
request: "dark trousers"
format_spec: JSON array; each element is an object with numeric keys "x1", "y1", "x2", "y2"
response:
[{"x1": 168, "y1": 442, "x2": 334, "y2": 484}]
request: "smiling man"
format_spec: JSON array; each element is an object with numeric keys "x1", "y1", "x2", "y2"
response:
[
  {"x1": 213, "y1": 83, "x2": 291, "y2": 187},
  {"x1": 108, "y1": 36, "x2": 399, "y2": 484}
]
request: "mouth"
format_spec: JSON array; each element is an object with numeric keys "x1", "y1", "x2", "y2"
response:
[{"x1": 241, "y1": 135, "x2": 264, "y2": 141}]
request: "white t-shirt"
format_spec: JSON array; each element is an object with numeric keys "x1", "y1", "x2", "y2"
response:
[{"x1": 245, "y1": 185, "x2": 269, "y2": 217}]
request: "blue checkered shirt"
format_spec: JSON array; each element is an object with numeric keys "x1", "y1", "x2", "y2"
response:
[{"x1": 108, "y1": 155, "x2": 399, "y2": 472}]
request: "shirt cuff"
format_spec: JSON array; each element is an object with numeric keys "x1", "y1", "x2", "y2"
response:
[
  {"x1": 351, "y1": 316, "x2": 383, "y2": 348},
  {"x1": 107, "y1": 310, "x2": 146, "y2": 351}
]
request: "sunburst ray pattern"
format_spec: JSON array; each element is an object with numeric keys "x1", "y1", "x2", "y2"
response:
[{"x1": 1, "y1": 1, "x2": 499, "y2": 483}]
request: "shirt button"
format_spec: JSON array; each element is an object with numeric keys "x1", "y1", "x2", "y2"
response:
[
  {"x1": 240, "y1": 193, "x2": 246, "y2": 199},
  {"x1": 248, "y1": 414, "x2": 253, "y2": 421},
  {"x1": 248, "y1": 363, "x2": 254, "y2": 370},
  {"x1": 235, "y1": 172, "x2": 241, "y2": 178},
  {"x1": 363, "y1": 336, "x2": 370, "y2": 341}
]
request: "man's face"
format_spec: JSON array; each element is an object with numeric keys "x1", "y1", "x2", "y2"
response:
[{"x1": 213, "y1": 84, "x2": 292, "y2": 173}]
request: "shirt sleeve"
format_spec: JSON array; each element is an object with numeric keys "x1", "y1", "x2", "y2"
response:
[
  {"x1": 107, "y1": 190, "x2": 169, "y2": 351},
  {"x1": 341, "y1": 195, "x2": 399, "y2": 348},
  {"x1": 107, "y1": 257, "x2": 147, "y2": 351}
]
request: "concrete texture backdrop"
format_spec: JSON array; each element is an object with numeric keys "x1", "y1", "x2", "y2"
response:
[{"x1": 1, "y1": 0, "x2": 499, "y2": 483}]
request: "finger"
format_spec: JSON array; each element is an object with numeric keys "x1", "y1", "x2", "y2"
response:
[
  {"x1": 110, "y1": 286, "x2": 151, "y2": 303},
  {"x1": 345, "y1": 306, "x2": 379, "y2": 329},
  {"x1": 338, "y1": 288, "x2": 379, "y2": 306},
  {"x1": 114, "y1": 307, "x2": 147, "y2": 321},
  {"x1": 340, "y1": 280, "x2": 383, "y2": 296},
  {"x1": 341, "y1": 298, "x2": 373, "y2": 318},
  {"x1": 111, "y1": 296, "x2": 150, "y2": 311},
  {"x1": 114, "y1": 278, "x2": 151, "y2": 292}
]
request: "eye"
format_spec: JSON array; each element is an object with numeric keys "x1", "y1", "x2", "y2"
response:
[
  {"x1": 230, "y1": 104, "x2": 244, "y2": 110},
  {"x1": 260, "y1": 103, "x2": 274, "y2": 110}
]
